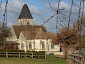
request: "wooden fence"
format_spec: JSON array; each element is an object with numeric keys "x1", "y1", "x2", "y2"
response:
[
  {"x1": 68, "y1": 54, "x2": 85, "y2": 64},
  {"x1": 0, "y1": 52, "x2": 46, "y2": 59}
]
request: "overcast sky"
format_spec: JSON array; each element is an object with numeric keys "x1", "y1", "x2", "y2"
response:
[{"x1": 0, "y1": 0, "x2": 84, "y2": 33}]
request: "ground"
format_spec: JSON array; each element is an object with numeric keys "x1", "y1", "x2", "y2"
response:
[{"x1": 0, "y1": 55, "x2": 67, "y2": 64}]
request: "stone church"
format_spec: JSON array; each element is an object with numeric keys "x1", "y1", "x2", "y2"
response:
[{"x1": 7, "y1": 4, "x2": 62, "y2": 55}]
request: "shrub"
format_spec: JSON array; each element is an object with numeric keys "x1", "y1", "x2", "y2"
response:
[
  {"x1": 0, "y1": 49, "x2": 24, "y2": 52},
  {"x1": 0, "y1": 50, "x2": 45, "y2": 59}
]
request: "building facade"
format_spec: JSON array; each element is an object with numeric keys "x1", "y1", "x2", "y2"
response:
[{"x1": 7, "y1": 4, "x2": 63, "y2": 55}]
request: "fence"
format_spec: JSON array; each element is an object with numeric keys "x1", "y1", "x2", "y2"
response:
[
  {"x1": 0, "y1": 52, "x2": 46, "y2": 59},
  {"x1": 68, "y1": 54, "x2": 85, "y2": 64}
]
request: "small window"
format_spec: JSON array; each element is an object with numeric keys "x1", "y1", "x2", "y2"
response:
[
  {"x1": 29, "y1": 42, "x2": 32, "y2": 50},
  {"x1": 21, "y1": 43, "x2": 24, "y2": 49},
  {"x1": 33, "y1": 41, "x2": 35, "y2": 49},
  {"x1": 51, "y1": 43, "x2": 54, "y2": 49},
  {"x1": 21, "y1": 23, "x2": 22, "y2": 25},
  {"x1": 42, "y1": 41, "x2": 45, "y2": 49},
  {"x1": 26, "y1": 42, "x2": 28, "y2": 49},
  {"x1": 27, "y1": 22, "x2": 29, "y2": 24}
]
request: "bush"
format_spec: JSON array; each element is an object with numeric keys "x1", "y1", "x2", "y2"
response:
[
  {"x1": 0, "y1": 50, "x2": 45, "y2": 59},
  {"x1": 32, "y1": 51, "x2": 45, "y2": 59},
  {"x1": 0, "y1": 49, "x2": 24, "y2": 52}
]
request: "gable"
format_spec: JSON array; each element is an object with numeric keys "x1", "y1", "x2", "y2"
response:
[
  {"x1": 19, "y1": 32, "x2": 27, "y2": 42},
  {"x1": 9, "y1": 26, "x2": 17, "y2": 40}
]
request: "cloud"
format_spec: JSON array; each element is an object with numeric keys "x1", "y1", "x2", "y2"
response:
[
  {"x1": 0, "y1": 0, "x2": 84, "y2": 33},
  {"x1": 0, "y1": 0, "x2": 40, "y2": 26},
  {"x1": 29, "y1": 5, "x2": 40, "y2": 15},
  {"x1": 43, "y1": 1, "x2": 85, "y2": 33}
]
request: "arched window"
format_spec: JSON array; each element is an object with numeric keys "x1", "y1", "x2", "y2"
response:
[
  {"x1": 42, "y1": 41, "x2": 45, "y2": 49},
  {"x1": 21, "y1": 43, "x2": 24, "y2": 49},
  {"x1": 33, "y1": 40, "x2": 35, "y2": 50},
  {"x1": 51, "y1": 43, "x2": 54, "y2": 49},
  {"x1": 27, "y1": 22, "x2": 29, "y2": 24},
  {"x1": 21, "y1": 23, "x2": 22, "y2": 25},
  {"x1": 29, "y1": 42, "x2": 32, "y2": 50}
]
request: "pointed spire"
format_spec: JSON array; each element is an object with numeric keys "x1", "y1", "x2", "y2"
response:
[{"x1": 18, "y1": 4, "x2": 33, "y2": 19}]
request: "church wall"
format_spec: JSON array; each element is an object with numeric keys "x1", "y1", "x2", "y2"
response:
[
  {"x1": 46, "y1": 40, "x2": 60, "y2": 51},
  {"x1": 25, "y1": 39, "x2": 60, "y2": 52},
  {"x1": 18, "y1": 32, "x2": 27, "y2": 51},
  {"x1": 18, "y1": 19, "x2": 33, "y2": 25},
  {"x1": 34, "y1": 39, "x2": 47, "y2": 51},
  {"x1": 18, "y1": 33, "x2": 61, "y2": 53}
]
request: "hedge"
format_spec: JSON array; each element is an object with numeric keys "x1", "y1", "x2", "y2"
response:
[
  {"x1": 0, "y1": 50, "x2": 24, "y2": 52},
  {"x1": 0, "y1": 50, "x2": 45, "y2": 59}
]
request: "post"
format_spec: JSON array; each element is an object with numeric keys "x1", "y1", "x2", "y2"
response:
[
  {"x1": 25, "y1": 52, "x2": 26, "y2": 58},
  {"x1": 6, "y1": 52, "x2": 8, "y2": 58},
  {"x1": 45, "y1": 52, "x2": 46, "y2": 59},
  {"x1": 32, "y1": 52, "x2": 33, "y2": 59},
  {"x1": 19, "y1": 52, "x2": 20, "y2": 58}
]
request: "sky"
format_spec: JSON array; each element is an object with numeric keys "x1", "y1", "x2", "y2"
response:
[{"x1": 0, "y1": 0, "x2": 84, "y2": 33}]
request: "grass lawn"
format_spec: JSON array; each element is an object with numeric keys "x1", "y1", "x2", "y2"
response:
[{"x1": 0, "y1": 55, "x2": 67, "y2": 64}]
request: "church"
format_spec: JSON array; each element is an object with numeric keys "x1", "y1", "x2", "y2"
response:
[{"x1": 7, "y1": 4, "x2": 62, "y2": 55}]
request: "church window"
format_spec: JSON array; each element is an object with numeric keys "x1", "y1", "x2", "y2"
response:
[
  {"x1": 21, "y1": 23, "x2": 22, "y2": 25},
  {"x1": 27, "y1": 22, "x2": 29, "y2": 24},
  {"x1": 51, "y1": 43, "x2": 54, "y2": 49},
  {"x1": 23, "y1": 21, "x2": 25, "y2": 24},
  {"x1": 29, "y1": 42, "x2": 32, "y2": 50},
  {"x1": 26, "y1": 42, "x2": 28, "y2": 50},
  {"x1": 33, "y1": 41, "x2": 35, "y2": 50},
  {"x1": 42, "y1": 41, "x2": 45, "y2": 49},
  {"x1": 21, "y1": 43, "x2": 24, "y2": 49}
]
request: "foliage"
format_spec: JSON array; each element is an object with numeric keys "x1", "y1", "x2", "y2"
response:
[
  {"x1": 0, "y1": 49, "x2": 24, "y2": 52},
  {"x1": 0, "y1": 23, "x2": 11, "y2": 42},
  {"x1": 0, "y1": 50, "x2": 45, "y2": 59},
  {"x1": 56, "y1": 24, "x2": 79, "y2": 59},
  {"x1": 56, "y1": 24, "x2": 79, "y2": 46}
]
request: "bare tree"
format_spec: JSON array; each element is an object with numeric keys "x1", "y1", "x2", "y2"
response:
[
  {"x1": 56, "y1": 24, "x2": 79, "y2": 59},
  {"x1": 0, "y1": 22, "x2": 11, "y2": 49}
]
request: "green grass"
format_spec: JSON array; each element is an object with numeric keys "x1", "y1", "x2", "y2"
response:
[{"x1": 0, "y1": 55, "x2": 67, "y2": 64}]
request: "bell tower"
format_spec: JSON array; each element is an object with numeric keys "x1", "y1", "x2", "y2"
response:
[{"x1": 18, "y1": 4, "x2": 33, "y2": 25}]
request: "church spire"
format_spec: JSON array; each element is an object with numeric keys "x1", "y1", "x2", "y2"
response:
[
  {"x1": 18, "y1": 4, "x2": 33, "y2": 26},
  {"x1": 18, "y1": 4, "x2": 33, "y2": 19}
]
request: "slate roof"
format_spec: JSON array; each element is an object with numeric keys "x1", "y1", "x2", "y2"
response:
[
  {"x1": 44, "y1": 32, "x2": 57, "y2": 43},
  {"x1": 21, "y1": 28, "x2": 47, "y2": 39},
  {"x1": 12, "y1": 25, "x2": 47, "y2": 38},
  {"x1": 18, "y1": 4, "x2": 33, "y2": 19},
  {"x1": 22, "y1": 31, "x2": 37, "y2": 40},
  {"x1": 21, "y1": 29, "x2": 57, "y2": 43},
  {"x1": 44, "y1": 32, "x2": 56, "y2": 39},
  {"x1": 35, "y1": 28, "x2": 47, "y2": 39}
]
